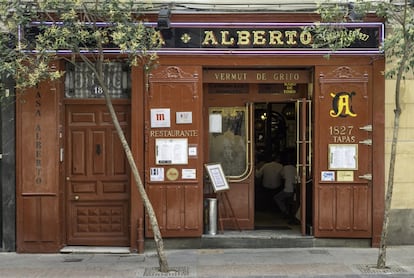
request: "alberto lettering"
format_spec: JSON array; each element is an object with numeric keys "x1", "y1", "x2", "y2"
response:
[
  {"x1": 201, "y1": 30, "x2": 312, "y2": 47},
  {"x1": 153, "y1": 28, "x2": 372, "y2": 49}
]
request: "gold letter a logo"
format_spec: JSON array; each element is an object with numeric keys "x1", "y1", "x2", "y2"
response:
[{"x1": 330, "y1": 92, "x2": 357, "y2": 118}]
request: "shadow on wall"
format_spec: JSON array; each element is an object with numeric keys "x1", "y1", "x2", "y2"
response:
[{"x1": 388, "y1": 209, "x2": 414, "y2": 245}]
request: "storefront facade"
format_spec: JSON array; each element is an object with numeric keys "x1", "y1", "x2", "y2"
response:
[{"x1": 11, "y1": 11, "x2": 388, "y2": 253}]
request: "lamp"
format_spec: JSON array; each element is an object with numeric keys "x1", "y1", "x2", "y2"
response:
[
  {"x1": 347, "y1": 3, "x2": 363, "y2": 22},
  {"x1": 157, "y1": 7, "x2": 171, "y2": 30}
]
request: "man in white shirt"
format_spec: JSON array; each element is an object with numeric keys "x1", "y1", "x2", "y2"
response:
[
  {"x1": 274, "y1": 163, "x2": 297, "y2": 216},
  {"x1": 255, "y1": 156, "x2": 283, "y2": 191}
]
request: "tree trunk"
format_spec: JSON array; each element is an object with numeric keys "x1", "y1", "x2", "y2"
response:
[
  {"x1": 376, "y1": 43, "x2": 406, "y2": 269},
  {"x1": 87, "y1": 55, "x2": 169, "y2": 272},
  {"x1": 376, "y1": 108, "x2": 399, "y2": 268},
  {"x1": 102, "y1": 85, "x2": 169, "y2": 272}
]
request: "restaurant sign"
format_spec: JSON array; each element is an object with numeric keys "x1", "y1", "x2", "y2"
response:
[
  {"x1": 154, "y1": 23, "x2": 383, "y2": 53},
  {"x1": 27, "y1": 22, "x2": 383, "y2": 54}
]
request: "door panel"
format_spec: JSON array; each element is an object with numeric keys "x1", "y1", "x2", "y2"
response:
[
  {"x1": 146, "y1": 65, "x2": 203, "y2": 237},
  {"x1": 66, "y1": 104, "x2": 130, "y2": 245},
  {"x1": 297, "y1": 99, "x2": 312, "y2": 235},
  {"x1": 336, "y1": 186, "x2": 352, "y2": 231},
  {"x1": 317, "y1": 186, "x2": 335, "y2": 231},
  {"x1": 314, "y1": 65, "x2": 372, "y2": 238}
]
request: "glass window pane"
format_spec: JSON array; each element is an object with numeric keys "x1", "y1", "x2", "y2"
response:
[{"x1": 208, "y1": 107, "x2": 247, "y2": 177}]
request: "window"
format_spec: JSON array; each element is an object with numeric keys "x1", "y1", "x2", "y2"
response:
[
  {"x1": 65, "y1": 62, "x2": 130, "y2": 99},
  {"x1": 208, "y1": 107, "x2": 248, "y2": 178}
]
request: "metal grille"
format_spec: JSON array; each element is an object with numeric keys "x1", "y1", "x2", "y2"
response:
[
  {"x1": 355, "y1": 264, "x2": 407, "y2": 274},
  {"x1": 65, "y1": 62, "x2": 130, "y2": 99},
  {"x1": 144, "y1": 266, "x2": 189, "y2": 277}
]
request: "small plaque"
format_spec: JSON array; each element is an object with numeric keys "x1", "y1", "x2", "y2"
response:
[
  {"x1": 150, "y1": 167, "x2": 164, "y2": 181},
  {"x1": 337, "y1": 171, "x2": 354, "y2": 182},
  {"x1": 166, "y1": 168, "x2": 179, "y2": 181},
  {"x1": 182, "y1": 169, "x2": 196, "y2": 179},
  {"x1": 321, "y1": 171, "x2": 335, "y2": 182},
  {"x1": 176, "y1": 111, "x2": 192, "y2": 124}
]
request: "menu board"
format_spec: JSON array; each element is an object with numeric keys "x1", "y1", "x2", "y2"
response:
[
  {"x1": 155, "y1": 138, "x2": 188, "y2": 165},
  {"x1": 328, "y1": 144, "x2": 358, "y2": 170}
]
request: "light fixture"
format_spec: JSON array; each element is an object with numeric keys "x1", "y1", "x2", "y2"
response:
[
  {"x1": 157, "y1": 7, "x2": 171, "y2": 30},
  {"x1": 347, "y1": 3, "x2": 363, "y2": 22}
]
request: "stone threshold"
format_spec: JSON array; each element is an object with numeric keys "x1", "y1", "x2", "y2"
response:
[{"x1": 60, "y1": 246, "x2": 130, "y2": 254}]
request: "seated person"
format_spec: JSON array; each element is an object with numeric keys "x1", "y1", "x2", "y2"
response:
[
  {"x1": 255, "y1": 156, "x2": 283, "y2": 210},
  {"x1": 274, "y1": 162, "x2": 297, "y2": 217}
]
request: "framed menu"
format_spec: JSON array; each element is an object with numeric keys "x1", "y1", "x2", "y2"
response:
[
  {"x1": 204, "y1": 163, "x2": 230, "y2": 192},
  {"x1": 328, "y1": 144, "x2": 358, "y2": 170},
  {"x1": 155, "y1": 138, "x2": 188, "y2": 165}
]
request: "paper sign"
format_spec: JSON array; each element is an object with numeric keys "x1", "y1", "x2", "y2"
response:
[
  {"x1": 337, "y1": 171, "x2": 354, "y2": 182},
  {"x1": 156, "y1": 138, "x2": 188, "y2": 165},
  {"x1": 209, "y1": 114, "x2": 222, "y2": 133},
  {"x1": 176, "y1": 111, "x2": 192, "y2": 124},
  {"x1": 182, "y1": 169, "x2": 196, "y2": 179},
  {"x1": 321, "y1": 171, "x2": 335, "y2": 181},
  {"x1": 150, "y1": 167, "x2": 164, "y2": 181},
  {"x1": 329, "y1": 144, "x2": 358, "y2": 170}
]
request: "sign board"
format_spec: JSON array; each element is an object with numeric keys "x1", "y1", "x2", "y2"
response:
[
  {"x1": 205, "y1": 163, "x2": 230, "y2": 192},
  {"x1": 155, "y1": 138, "x2": 188, "y2": 165}
]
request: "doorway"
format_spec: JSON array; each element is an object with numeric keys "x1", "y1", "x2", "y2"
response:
[
  {"x1": 253, "y1": 102, "x2": 302, "y2": 231},
  {"x1": 65, "y1": 103, "x2": 131, "y2": 246},
  {"x1": 203, "y1": 69, "x2": 312, "y2": 234}
]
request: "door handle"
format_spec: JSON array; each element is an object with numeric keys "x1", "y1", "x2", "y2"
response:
[
  {"x1": 96, "y1": 144, "x2": 101, "y2": 155},
  {"x1": 359, "y1": 174, "x2": 372, "y2": 181},
  {"x1": 359, "y1": 125, "x2": 372, "y2": 132},
  {"x1": 359, "y1": 139, "x2": 372, "y2": 146},
  {"x1": 74, "y1": 195, "x2": 80, "y2": 201}
]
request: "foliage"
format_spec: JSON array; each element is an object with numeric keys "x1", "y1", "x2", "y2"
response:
[
  {"x1": 305, "y1": 0, "x2": 372, "y2": 52},
  {"x1": 309, "y1": 0, "x2": 414, "y2": 79},
  {"x1": 0, "y1": 0, "x2": 159, "y2": 94},
  {"x1": 375, "y1": 1, "x2": 414, "y2": 79},
  {"x1": 1, "y1": 0, "x2": 169, "y2": 272}
]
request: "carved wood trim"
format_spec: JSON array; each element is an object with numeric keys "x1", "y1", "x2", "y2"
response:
[
  {"x1": 148, "y1": 66, "x2": 200, "y2": 100},
  {"x1": 149, "y1": 66, "x2": 197, "y2": 81},
  {"x1": 319, "y1": 66, "x2": 369, "y2": 98}
]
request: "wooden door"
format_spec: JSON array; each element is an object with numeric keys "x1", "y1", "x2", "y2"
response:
[
  {"x1": 65, "y1": 103, "x2": 130, "y2": 245},
  {"x1": 314, "y1": 66, "x2": 372, "y2": 238},
  {"x1": 145, "y1": 66, "x2": 203, "y2": 237},
  {"x1": 296, "y1": 99, "x2": 312, "y2": 235}
]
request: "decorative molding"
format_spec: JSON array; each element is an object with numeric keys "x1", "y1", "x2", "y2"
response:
[
  {"x1": 148, "y1": 66, "x2": 199, "y2": 100},
  {"x1": 320, "y1": 66, "x2": 368, "y2": 83},
  {"x1": 319, "y1": 66, "x2": 369, "y2": 98},
  {"x1": 150, "y1": 66, "x2": 195, "y2": 81}
]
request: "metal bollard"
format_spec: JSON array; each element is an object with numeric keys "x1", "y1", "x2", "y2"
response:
[{"x1": 204, "y1": 198, "x2": 217, "y2": 235}]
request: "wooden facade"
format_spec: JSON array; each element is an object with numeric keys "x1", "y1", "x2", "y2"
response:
[{"x1": 15, "y1": 13, "x2": 385, "y2": 252}]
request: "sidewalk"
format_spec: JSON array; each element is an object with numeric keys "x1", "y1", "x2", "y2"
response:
[{"x1": 0, "y1": 246, "x2": 413, "y2": 277}]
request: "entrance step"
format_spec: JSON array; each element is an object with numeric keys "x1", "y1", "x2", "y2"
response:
[
  {"x1": 144, "y1": 230, "x2": 371, "y2": 250},
  {"x1": 60, "y1": 246, "x2": 130, "y2": 254}
]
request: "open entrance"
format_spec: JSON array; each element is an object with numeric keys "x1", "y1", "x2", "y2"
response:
[
  {"x1": 203, "y1": 68, "x2": 312, "y2": 235},
  {"x1": 253, "y1": 102, "x2": 311, "y2": 234}
]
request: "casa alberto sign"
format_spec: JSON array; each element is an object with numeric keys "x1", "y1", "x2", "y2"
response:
[
  {"x1": 28, "y1": 21, "x2": 383, "y2": 54},
  {"x1": 155, "y1": 23, "x2": 383, "y2": 53}
]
